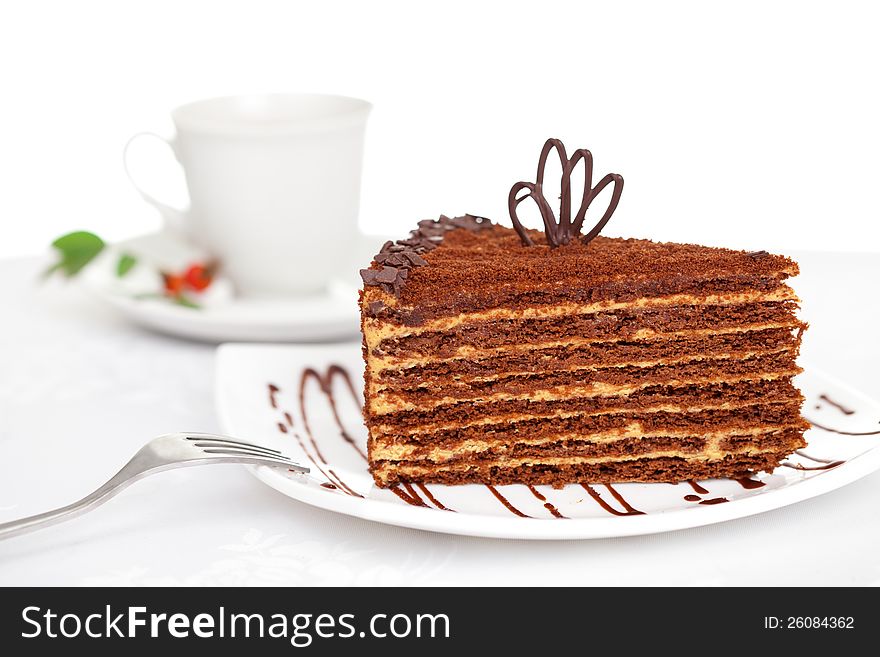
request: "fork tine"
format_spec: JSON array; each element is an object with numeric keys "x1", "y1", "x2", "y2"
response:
[
  {"x1": 173, "y1": 433, "x2": 309, "y2": 473},
  {"x1": 200, "y1": 447, "x2": 295, "y2": 461},
  {"x1": 184, "y1": 435, "x2": 282, "y2": 454},
  {"x1": 190, "y1": 440, "x2": 282, "y2": 457},
  {"x1": 200, "y1": 449, "x2": 309, "y2": 473}
]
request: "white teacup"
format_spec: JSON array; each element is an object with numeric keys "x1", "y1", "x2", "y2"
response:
[{"x1": 124, "y1": 93, "x2": 372, "y2": 297}]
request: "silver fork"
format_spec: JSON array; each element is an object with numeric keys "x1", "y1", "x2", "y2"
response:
[{"x1": 0, "y1": 432, "x2": 308, "y2": 540}]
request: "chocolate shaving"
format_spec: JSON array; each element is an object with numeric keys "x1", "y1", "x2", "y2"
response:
[
  {"x1": 508, "y1": 138, "x2": 624, "y2": 248},
  {"x1": 403, "y1": 252, "x2": 428, "y2": 267},
  {"x1": 361, "y1": 214, "x2": 492, "y2": 296},
  {"x1": 747, "y1": 250, "x2": 769, "y2": 258},
  {"x1": 374, "y1": 266, "x2": 398, "y2": 283}
]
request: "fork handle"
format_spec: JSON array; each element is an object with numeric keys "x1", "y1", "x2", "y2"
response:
[
  {"x1": 0, "y1": 436, "x2": 306, "y2": 541},
  {"x1": 0, "y1": 467, "x2": 143, "y2": 541}
]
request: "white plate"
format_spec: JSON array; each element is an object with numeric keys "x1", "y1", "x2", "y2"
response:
[
  {"x1": 215, "y1": 343, "x2": 880, "y2": 540},
  {"x1": 81, "y1": 230, "x2": 390, "y2": 342}
]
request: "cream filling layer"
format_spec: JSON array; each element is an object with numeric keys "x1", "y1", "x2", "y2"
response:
[
  {"x1": 362, "y1": 286, "x2": 799, "y2": 349},
  {"x1": 368, "y1": 369, "x2": 801, "y2": 415},
  {"x1": 370, "y1": 424, "x2": 802, "y2": 463}
]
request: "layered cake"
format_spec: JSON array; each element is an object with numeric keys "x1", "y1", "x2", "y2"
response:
[{"x1": 359, "y1": 139, "x2": 808, "y2": 487}]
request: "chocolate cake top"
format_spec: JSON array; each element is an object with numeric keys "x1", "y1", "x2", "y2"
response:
[{"x1": 360, "y1": 219, "x2": 799, "y2": 325}]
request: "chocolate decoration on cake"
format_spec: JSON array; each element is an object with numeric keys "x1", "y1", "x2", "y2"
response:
[{"x1": 508, "y1": 138, "x2": 624, "y2": 248}]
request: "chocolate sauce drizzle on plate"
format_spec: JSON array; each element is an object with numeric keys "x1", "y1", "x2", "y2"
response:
[
  {"x1": 805, "y1": 392, "x2": 880, "y2": 435},
  {"x1": 389, "y1": 485, "x2": 427, "y2": 507},
  {"x1": 796, "y1": 450, "x2": 841, "y2": 464},
  {"x1": 782, "y1": 461, "x2": 844, "y2": 472},
  {"x1": 698, "y1": 497, "x2": 729, "y2": 506},
  {"x1": 416, "y1": 483, "x2": 454, "y2": 512},
  {"x1": 527, "y1": 485, "x2": 567, "y2": 519},
  {"x1": 403, "y1": 483, "x2": 430, "y2": 507},
  {"x1": 509, "y1": 138, "x2": 623, "y2": 248},
  {"x1": 605, "y1": 484, "x2": 645, "y2": 515},
  {"x1": 580, "y1": 483, "x2": 644, "y2": 516},
  {"x1": 297, "y1": 367, "x2": 367, "y2": 497},
  {"x1": 301, "y1": 366, "x2": 368, "y2": 461},
  {"x1": 684, "y1": 478, "x2": 760, "y2": 503},
  {"x1": 266, "y1": 382, "x2": 361, "y2": 497},
  {"x1": 817, "y1": 394, "x2": 855, "y2": 415},
  {"x1": 486, "y1": 485, "x2": 532, "y2": 518},
  {"x1": 686, "y1": 480, "x2": 710, "y2": 494},
  {"x1": 806, "y1": 419, "x2": 880, "y2": 436},
  {"x1": 782, "y1": 450, "x2": 845, "y2": 471}
]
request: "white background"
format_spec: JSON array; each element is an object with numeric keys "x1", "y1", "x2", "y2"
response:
[{"x1": 1, "y1": 0, "x2": 879, "y2": 257}]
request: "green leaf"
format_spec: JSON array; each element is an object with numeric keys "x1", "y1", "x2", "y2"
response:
[
  {"x1": 173, "y1": 295, "x2": 201, "y2": 310},
  {"x1": 116, "y1": 253, "x2": 137, "y2": 278},
  {"x1": 46, "y1": 231, "x2": 106, "y2": 277},
  {"x1": 132, "y1": 292, "x2": 201, "y2": 309}
]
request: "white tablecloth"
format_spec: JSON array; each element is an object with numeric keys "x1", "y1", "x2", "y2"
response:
[{"x1": 1, "y1": 252, "x2": 879, "y2": 586}]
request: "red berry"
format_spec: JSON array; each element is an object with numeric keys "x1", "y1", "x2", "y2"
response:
[
  {"x1": 183, "y1": 263, "x2": 213, "y2": 291},
  {"x1": 162, "y1": 273, "x2": 184, "y2": 296}
]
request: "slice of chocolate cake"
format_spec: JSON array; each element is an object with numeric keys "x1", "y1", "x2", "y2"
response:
[{"x1": 359, "y1": 139, "x2": 808, "y2": 487}]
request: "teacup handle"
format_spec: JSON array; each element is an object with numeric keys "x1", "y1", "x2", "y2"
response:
[{"x1": 123, "y1": 132, "x2": 189, "y2": 234}]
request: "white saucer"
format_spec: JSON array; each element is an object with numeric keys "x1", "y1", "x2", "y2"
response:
[
  {"x1": 80, "y1": 230, "x2": 389, "y2": 342},
  {"x1": 94, "y1": 284, "x2": 361, "y2": 342}
]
